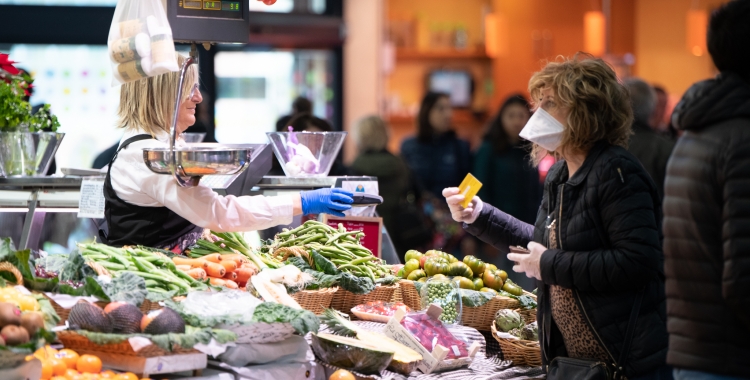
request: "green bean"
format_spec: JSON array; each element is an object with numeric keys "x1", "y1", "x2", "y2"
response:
[
  {"x1": 301, "y1": 233, "x2": 326, "y2": 245},
  {"x1": 97, "y1": 261, "x2": 126, "y2": 271},
  {"x1": 350, "y1": 256, "x2": 376, "y2": 266},
  {"x1": 144, "y1": 279, "x2": 160, "y2": 288},
  {"x1": 167, "y1": 283, "x2": 180, "y2": 292}
]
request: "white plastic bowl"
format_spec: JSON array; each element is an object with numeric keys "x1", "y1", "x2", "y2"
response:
[{"x1": 266, "y1": 131, "x2": 346, "y2": 177}]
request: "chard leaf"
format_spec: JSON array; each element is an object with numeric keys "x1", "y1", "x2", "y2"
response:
[
  {"x1": 101, "y1": 272, "x2": 148, "y2": 306},
  {"x1": 338, "y1": 272, "x2": 374, "y2": 295},
  {"x1": 311, "y1": 251, "x2": 339, "y2": 276}
]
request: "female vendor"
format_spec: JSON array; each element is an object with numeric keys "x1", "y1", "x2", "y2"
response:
[{"x1": 99, "y1": 54, "x2": 353, "y2": 251}]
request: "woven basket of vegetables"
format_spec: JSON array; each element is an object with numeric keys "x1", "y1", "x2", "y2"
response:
[
  {"x1": 461, "y1": 296, "x2": 520, "y2": 331},
  {"x1": 330, "y1": 284, "x2": 400, "y2": 318},
  {"x1": 491, "y1": 323, "x2": 541, "y2": 366},
  {"x1": 392, "y1": 280, "x2": 421, "y2": 311},
  {"x1": 57, "y1": 330, "x2": 198, "y2": 357},
  {"x1": 291, "y1": 287, "x2": 338, "y2": 315}
]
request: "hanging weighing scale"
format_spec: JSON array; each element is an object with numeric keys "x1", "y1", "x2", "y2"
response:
[{"x1": 142, "y1": 0, "x2": 261, "y2": 188}]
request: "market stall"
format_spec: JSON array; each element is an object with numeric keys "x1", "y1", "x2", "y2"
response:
[{"x1": 0, "y1": 1, "x2": 545, "y2": 379}]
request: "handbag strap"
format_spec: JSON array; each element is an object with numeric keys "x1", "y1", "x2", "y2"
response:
[{"x1": 613, "y1": 287, "x2": 645, "y2": 378}]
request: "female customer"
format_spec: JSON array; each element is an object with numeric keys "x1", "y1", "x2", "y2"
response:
[
  {"x1": 101, "y1": 54, "x2": 353, "y2": 251},
  {"x1": 401, "y1": 92, "x2": 471, "y2": 199},
  {"x1": 444, "y1": 55, "x2": 670, "y2": 379}
]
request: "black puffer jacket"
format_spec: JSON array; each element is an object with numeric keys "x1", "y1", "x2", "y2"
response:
[
  {"x1": 466, "y1": 142, "x2": 668, "y2": 377},
  {"x1": 663, "y1": 72, "x2": 750, "y2": 377}
]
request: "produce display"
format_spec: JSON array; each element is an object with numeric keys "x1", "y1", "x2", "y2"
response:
[
  {"x1": 400, "y1": 250, "x2": 519, "y2": 293},
  {"x1": 419, "y1": 277, "x2": 461, "y2": 324},
  {"x1": 32, "y1": 345, "x2": 141, "y2": 380},
  {"x1": 494, "y1": 309, "x2": 538, "y2": 341},
  {"x1": 321, "y1": 308, "x2": 423, "y2": 375},
  {"x1": 399, "y1": 311, "x2": 469, "y2": 360},
  {"x1": 350, "y1": 301, "x2": 411, "y2": 323}
]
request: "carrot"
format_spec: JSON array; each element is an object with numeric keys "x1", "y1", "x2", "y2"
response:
[
  {"x1": 209, "y1": 277, "x2": 226, "y2": 286},
  {"x1": 223, "y1": 271, "x2": 238, "y2": 280},
  {"x1": 185, "y1": 268, "x2": 206, "y2": 280},
  {"x1": 220, "y1": 255, "x2": 243, "y2": 267},
  {"x1": 203, "y1": 253, "x2": 222, "y2": 263},
  {"x1": 176, "y1": 264, "x2": 192, "y2": 271},
  {"x1": 221, "y1": 254, "x2": 249, "y2": 265},
  {"x1": 224, "y1": 279, "x2": 239, "y2": 289},
  {"x1": 172, "y1": 257, "x2": 208, "y2": 268},
  {"x1": 219, "y1": 260, "x2": 237, "y2": 272},
  {"x1": 235, "y1": 267, "x2": 256, "y2": 283},
  {"x1": 204, "y1": 262, "x2": 226, "y2": 278}
]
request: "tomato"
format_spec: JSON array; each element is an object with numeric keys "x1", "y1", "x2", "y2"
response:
[
  {"x1": 462, "y1": 255, "x2": 486, "y2": 276},
  {"x1": 404, "y1": 250, "x2": 423, "y2": 263},
  {"x1": 486, "y1": 263, "x2": 498, "y2": 272},
  {"x1": 403, "y1": 259, "x2": 421, "y2": 276},
  {"x1": 407, "y1": 269, "x2": 426, "y2": 281},
  {"x1": 447, "y1": 262, "x2": 473, "y2": 278},
  {"x1": 425, "y1": 250, "x2": 456, "y2": 263},
  {"x1": 455, "y1": 277, "x2": 475, "y2": 289},
  {"x1": 424, "y1": 257, "x2": 449, "y2": 276},
  {"x1": 472, "y1": 277, "x2": 484, "y2": 290},
  {"x1": 479, "y1": 287, "x2": 498, "y2": 295},
  {"x1": 482, "y1": 268, "x2": 505, "y2": 291},
  {"x1": 396, "y1": 267, "x2": 405, "y2": 278},
  {"x1": 419, "y1": 253, "x2": 438, "y2": 268},
  {"x1": 446, "y1": 254, "x2": 459, "y2": 263},
  {"x1": 502, "y1": 280, "x2": 524, "y2": 296},
  {"x1": 498, "y1": 269, "x2": 508, "y2": 282}
]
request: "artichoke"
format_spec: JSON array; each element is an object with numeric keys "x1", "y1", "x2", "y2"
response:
[
  {"x1": 508, "y1": 328, "x2": 522, "y2": 338},
  {"x1": 520, "y1": 321, "x2": 538, "y2": 341},
  {"x1": 494, "y1": 309, "x2": 524, "y2": 332}
]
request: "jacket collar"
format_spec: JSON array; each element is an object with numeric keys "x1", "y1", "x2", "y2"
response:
[{"x1": 547, "y1": 140, "x2": 610, "y2": 187}]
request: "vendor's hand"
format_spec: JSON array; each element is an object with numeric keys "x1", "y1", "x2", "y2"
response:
[
  {"x1": 507, "y1": 241, "x2": 544, "y2": 280},
  {"x1": 443, "y1": 187, "x2": 483, "y2": 224},
  {"x1": 300, "y1": 188, "x2": 354, "y2": 217}
]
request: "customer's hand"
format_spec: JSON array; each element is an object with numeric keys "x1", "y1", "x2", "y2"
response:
[
  {"x1": 300, "y1": 188, "x2": 354, "y2": 217},
  {"x1": 507, "y1": 241, "x2": 544, "y2": 280},
  {"x1": 443, "y1": 187, "x2": 483, "y2": 224}
]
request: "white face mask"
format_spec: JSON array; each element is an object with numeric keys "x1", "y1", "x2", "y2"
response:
[{"x1": 519, "y1": 107, "x2": 565, "y2": 152}]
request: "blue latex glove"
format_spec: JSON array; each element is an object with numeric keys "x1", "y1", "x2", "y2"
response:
[{"x1": 300, "y1": 188, "x2": 354, "y2": 216}]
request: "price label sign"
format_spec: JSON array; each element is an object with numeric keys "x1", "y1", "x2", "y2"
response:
[{"x1": 78, "y1": 178, "x2": 106, "y2": 219}]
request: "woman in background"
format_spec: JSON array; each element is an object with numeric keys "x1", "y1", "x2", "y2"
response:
[
  {"x1": 400, "y1": 92, "x2": 471, "y2": 199},
  {"x1": 473, "y1": 94, "x2": 541, "y2": 290}
]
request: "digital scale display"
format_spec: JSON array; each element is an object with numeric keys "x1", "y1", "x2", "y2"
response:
[{"x1": 177, "y1": 1, "x2": 243, "y2": 19}]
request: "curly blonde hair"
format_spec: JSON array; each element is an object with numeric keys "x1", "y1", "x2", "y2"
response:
[{"x1": 528, "y1": 53, "x2": 632, "y2": 165}]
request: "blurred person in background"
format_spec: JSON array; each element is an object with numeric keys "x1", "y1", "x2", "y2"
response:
[
  {"x1": 401, "y1": 91, "x2": 472, "y2": 255},
  {"x1": 445, "y1": 55, "x2": 669, "y2": 379},
  {"x1": 351, "y1": 116, "x2": 431, "y2": 258},
  {"x1": 401, "y1": 91, "x2": 471, "y2": 199},
  {"x1": 663, "y1": 1, "x2": 750, "y2": 379},
  {"x1": 624, "y1": 78, "x2": 675, "y2": 201},
  {"x1": 650, "y1": 86, "x2": 669, "y2": 133},
  {"x1": 473, "y1": 94, "x2": 541, "y2": 290},
  {"x1": 275, "y1": 96, "x2": 313, "y2": 132}
]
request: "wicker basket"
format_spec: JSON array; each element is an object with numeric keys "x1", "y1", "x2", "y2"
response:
[
  {"x1": 330, "y1": 284, "x2": 399, "y2": 318},
  {"x1": 292, "y1": 287, "x2": 338, "y2": 315},
  {"x1": 395, "y1": 280, "x2": 422, "y2": 310},
  {"x1": 0, "y1": 262, "x2": 24, "y2": 285},
  {"x1": 516, "y1": 307, "x2": 537, "y2": 324},
  {"x1": 139, "y1": 299, "x2": 163, "y2": 314},
  {"x1": 57, "y1": 330, "x2": 198, "y2": 357},
  {"x1": 461, "y1": 295, "x2": 520, "y2": 331},
  {"x1": 491, "y1": 323, "x2": 541, "y2": 366}
]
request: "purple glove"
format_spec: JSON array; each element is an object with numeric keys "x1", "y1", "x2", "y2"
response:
[{"x1": 300, "y1": 188, "x2": 354, "y2": 216}]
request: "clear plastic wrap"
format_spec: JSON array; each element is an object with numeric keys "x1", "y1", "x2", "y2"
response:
[
  {"x1": 419, "y1": 276, "x2": 462, "y2": 324},
  {"x1": 350, "y1": 301, "x2": 411, "y2": 323},
  {"x1": 107, "y1": 0, "x2": 178, "y2": 85},
  {"x1": 399, "y1": 310, "x2": 469, "y2": 360}
]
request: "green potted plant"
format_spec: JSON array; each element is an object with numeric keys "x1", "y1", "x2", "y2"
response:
[{"x1": 0, "y1": 53, "x2": 63, "y2": 177}]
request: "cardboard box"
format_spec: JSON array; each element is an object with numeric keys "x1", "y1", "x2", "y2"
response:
[{"x1": 383, "y1": 305, "x2": 480, "y2": 374}]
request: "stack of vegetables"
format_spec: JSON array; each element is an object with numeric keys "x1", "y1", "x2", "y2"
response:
[{"x1": 398, "y1": 250, "x2": 524, "y2": 296}]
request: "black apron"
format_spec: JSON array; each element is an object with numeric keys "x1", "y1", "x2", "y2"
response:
[{"x1": 98, "y1": 134, "x2": 203, "y2": 248}]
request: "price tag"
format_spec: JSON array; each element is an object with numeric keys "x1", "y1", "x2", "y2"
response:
[{"x1": 78, "y1": 178, "x2": 105, "y2": 219}]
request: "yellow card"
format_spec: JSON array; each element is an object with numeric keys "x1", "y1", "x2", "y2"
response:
[{"x1": 458, "y1": 173, "x2": 483, "y2": 208}]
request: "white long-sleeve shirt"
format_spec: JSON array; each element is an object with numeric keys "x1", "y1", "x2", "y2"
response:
[{"x1": 109, "y1": 129, "x2": 294, "y2": 232}]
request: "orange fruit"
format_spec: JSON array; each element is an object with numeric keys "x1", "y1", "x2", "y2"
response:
[
  {"x1": 76, "y1": 355, "x2": 103, "y2": 374},
  {"x1": 113, "y1": 373, "x2": 138, "y2": 380},
  {"x1": 100, "y1": 371, "x2": 116, "y2": 378},
  {"x1": 41, "y1": 360, "x2": 54, "y2": 380},
  {"x1": 57, "y1": 349, "x2": 80, "y2": 369},
  {"x1": 49, "y1": 357, "x2": 68, "y2": 376},
  {"x1": 64, "y1": 368, "x2": 80, "y2": 378},
  {"x1": 35, "y1": 346, "x2": 59, "y2": 361},
  {"x1": 51, "y1": 377, "x2": 68, "y2": 380}
]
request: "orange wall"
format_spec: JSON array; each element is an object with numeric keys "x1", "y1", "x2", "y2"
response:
[
  {"x1": 634, "y1": 0, "x2": 729, "y2": 99},
  {"x1": 489, "y1": 0, "x2": 635, "y2": 109}
]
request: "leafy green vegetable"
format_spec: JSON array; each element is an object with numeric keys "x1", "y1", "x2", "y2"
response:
[
  {"x1": 74, "y1": 326, "x2": 236, "y2": 351},
  {"x1": 375, "y1": 275, "x2": 399, "y2": 286},
  {"x1": 35, "y1": 254, "x2": 69, "y2": 275},
  {"x1": 101, "y1": 272, "x2": 148, "y2": 306},
  {"x1": 311, "y1": 251, "x2": 339, "y2": 276},
  {"x1": 0, "y1": 237, "x2": 34, "y2": 285},
  {"x1": 59, "y1": 249, "x2": 95, "y2": 282},
  {"x1": 338, "y1": 272, "x2": 374, "y2": 295},
  {"x1": 251, "y1": 302, "x2": 319, "y2": 335},
  {"x1": 161, "y1": 298, "x2": 248, "y2": 329},
  {"x1": 146, "y1": 290, "x2": 177, "y2": 303},
  {"x1": 33, "y1": 293, "x2": 60, "y2": 330},
  {"x1": 459, "y1": 289, "x2": 497, "y2": 307}
]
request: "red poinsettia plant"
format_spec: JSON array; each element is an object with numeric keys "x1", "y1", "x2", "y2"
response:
[{"x1": 0, "y1": 53, "x2": 58, "y2": 132}]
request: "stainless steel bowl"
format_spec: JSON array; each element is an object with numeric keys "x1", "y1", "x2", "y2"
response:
[{"x1": 142, "y1": 144, "x2": 253, "y2": 177}]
